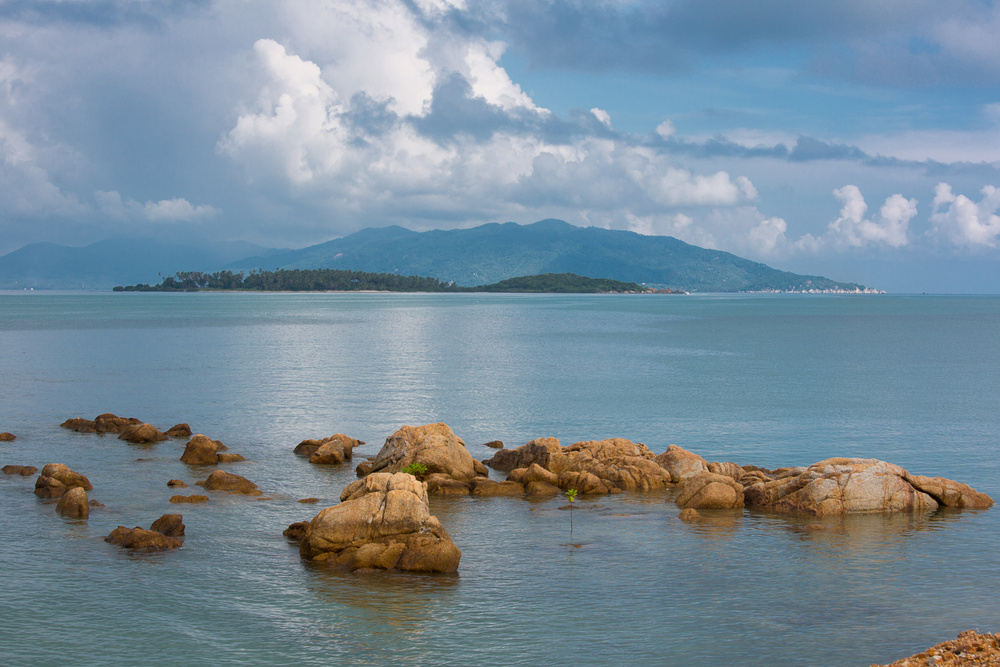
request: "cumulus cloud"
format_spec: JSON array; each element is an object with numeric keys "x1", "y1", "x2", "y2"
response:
[
  {"x1": 95, "y1": 190, "x2": 218, "y2": 222},
  {"x1": 793, "y1": 186, "x2": 916, "y2": 252},
  {"x1": 929, "y1": 183, "x2": 1000, "y2": 248}
]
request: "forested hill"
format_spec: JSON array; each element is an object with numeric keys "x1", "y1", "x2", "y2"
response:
[
  {"x1": 113, "y1": 269, "x2": 649, "y2": 294},
  {"x1": 229, "y1": 219, "x2": 865, "y2": 292}
]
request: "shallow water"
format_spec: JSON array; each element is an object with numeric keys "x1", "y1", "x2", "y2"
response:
[{"x1": 1, "y1": 292, "x2": 998, "y2": 666}]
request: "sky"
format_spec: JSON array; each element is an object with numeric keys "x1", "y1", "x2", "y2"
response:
[{"x1": 1, "y1": 0, "x2": 999, "y2": 292}]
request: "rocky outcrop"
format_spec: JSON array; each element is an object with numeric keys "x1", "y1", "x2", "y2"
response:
[
  {"x1": 164, "y1": 423, "x2": 192, "y2": 438},
  {"x1": 3, "y1": 464, "x2": 38, "y2": 476},
  {"x1": 742, "y1": 458, "x2": 994, "y2": 515},
  {"x1": 675, "y1": 472, "x2": 745, "y2": 509},
  {"x1": 363, "y1": 423, "x2": 481, "y2": 491},
  {"x1": 34, "y1": 463, "x2": 93, "y2": 499},
  {"x1": 0, "y1": 432, "x2": 16, "y2": 441},
  {"x1": 306, "y1": 435, "x2": 361, "y2": 465},
  {"x1": 179, "y1": 434, "x2": 227, "y2": 465},
  {"x1": 655, "y1": 444, "x2": 709, "y2": 483},
  {"x1": 118, "y1": 423, "x2": 168, "y2": 444},
  {"x1": 55, "y1": 486, "x2": 90, "y2": 518},
  {"x1": 483, "y1": 437, "x2": 562, "y2": 472},
  {"x1": 150, "y1": 513, "x2": 185, "y2": 537},
  {"x1": 872, "y1": 630, "x2": 1000, "y2": 667},
  {"x1": 61, "y1": 413, "x2": 142, "y2": 434},
  {"x1": 198, "y1": 470, "x2": 261, "y2": 495},
  {"x1": 547, "y1": 439, "x2": 672, "y2": 492},
  {"x1": 299, "y1": 472, "x2": 460, "y2": 572}
]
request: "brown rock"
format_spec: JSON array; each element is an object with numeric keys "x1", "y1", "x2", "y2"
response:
[
  {"x1": 707, "y1": 461, "x2": 745, "y2": 481},
  {"x1": 216, "y1": 453, "x2": 247, "y2": 463},
  {"x1": 55, "y1": 486, "x2": 90, "y2": 519},
  {"x1": 93, "y1": 413, "x2": 142, "y2": 434},
  {"x1": 508, "y1": 463, "x2": 560, "y2": 487},
  {"x1": 283, "y1": 521, "x2": 310, "y2": 540},
  {"x1": 299, "y1": 472, "x2": 461, "y2": 573},
  {"x1": 169, "y1": 495, "x2": 208, "y2": 503},
  {"x1": 872, "y1": 630, "x2": 1000, "y2": 667},
  {"x1": 472, "y1": 459, "x2": 490, "y2": 477},
  {"x1": 482, "y1": 440, "x2": 504, "y2": 449},
  {"x1": 164, "y1": 423, "x2": 192, "y2": 438},
  {"x1": 0, "y1": 432, "x2": 16, "y2": 441},
  {"x1": 548, "y1": 439, "x2": 672, "y2": 492},
  {"x1": 424, "y1": 473, "x2": 472, "y2": 495},
  {"x1": 556, "y1": 470, "x2": 612, "y2": 495},
  {"x1": 355, "y1": 461, "x2": 375, "y2": 477},
  {"x1": 676, "y1": 472, "x2": 745, "y2": 509},
  {"x1": 678, "y1": 508, "x2": 701, "y2": 522},
  {"x1": 743, "y1": 458, "x2": 952, "y2": 516},
  {"x1": 365, "y1": 423, "x2": 477, "y2": 486},
  {"x1": 524, "y1": 480, "x2": 561, "y2": 496},
  {"x1": 60, "y1": 417, "x2": 96, "y2": 433},
  {"x1": 655, "y1": 444, "x2": 709, "y2": 483},
  {"x1": 3, "y1": 464, "x2": 38, "y2": 476},
  {"x1": 150, "y1": 513, "x2": 185, "y2": 537},
  {"x1": 298, "y1": 497, "x2": 320, "y2": 504},
  {"x1": 34, "y1": 463, "x2": 93, "y2": 499},
  {"x1": 903, "y1": 472, "x2": 994, "y2": 509},
  {"x1": 200, "y1": 470, "x2": 261, "y2": 495},
  {"x1": 180, "y1": 434, "x2": 222, "y2": 465},
  {"x1": 469, "y1": 478, "x2": 525, "y2": 496},
  {"x1": 483, "y1": 437, "x2": 562, "y2": 472},
  {"x1": 105, "y1": 526, "x2": 182, "y2": 552},
  {"x1": 308, "y1": 435, "x2": 361, "y2": 465},
  {"x1": 118, "y1": 423, "x2": 168, "y2": 444},
  {"x1": 167, "y1": 479, "x2": 188, "y2": 488}
]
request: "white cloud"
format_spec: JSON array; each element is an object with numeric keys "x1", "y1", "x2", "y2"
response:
[
  {"x1": 929, "y1": 183, "x2": 1000, "y2": 248},
  {"x1": 655, "y1": 119, "x2": 675, "y2": 140},
  {"x1": 591, "y1": 107, "x2": 612, "y2": 127},
  {"x1": 795, "y1": 185, "x2": 915, "y2": 251},
  {"x1": 96, "y1": 190, "x2": 218, "y2": 222},
  {"x1": 0, "y1": 118, "x2": 84, "y2": 219},
  {"x1": 463, "y1": 40, "x2": 543, "y2": 113}
]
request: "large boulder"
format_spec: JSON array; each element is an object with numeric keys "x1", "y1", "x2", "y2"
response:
[
  {"x1": 180, "y1": 434, "x2": 225, "y2": 465},
  {"x1": 741, "y1": 458, "x2": 989, "y2": 515},
  {"x1": 299, "y1": 472, "x2": 461, "y2": 572},
  {"x1": 675, "y1": 472, "x2": 744, "y2": 509},
  {"x1": 55, "y1": 486, "x2": 90, "y2": 519},
  {"x1": 118, "y1": 423, "x2": 168, "y2": 444},
  {"x1": 199, "y1": 470, "x2": 261, "y2": 495},
  {"x1": 483, "y1": 437, "x2": 562, "y2": 472},
  {"x1": 308, "y1": 435, "x2": 361, "y2": 465},
  {"x1": 34, "y1": 463, "x2": 93, "y2": 499},
  {"x1": 547, "y1": 439, "x2": 673, "y2": 492},
  {"x1": 366, "y1": 423, "x2": 477, "y2": 486},
  {"x1": 655, "y1": 445, "x2": 709, "y2": 483}
]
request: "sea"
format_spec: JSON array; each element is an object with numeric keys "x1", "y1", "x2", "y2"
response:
[{"x1": 1, "y1": 291, "x2": 998, "y2": 667}]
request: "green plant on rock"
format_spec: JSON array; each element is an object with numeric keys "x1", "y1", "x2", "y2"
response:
[
  {"x1": 401, "y1": 463, "x2": 428, "y2": 477},
  {"x1": 565, "y1": 489, "x2": 578, "y2": 536}
]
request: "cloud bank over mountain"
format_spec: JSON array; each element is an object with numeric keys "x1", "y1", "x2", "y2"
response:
[{"x1": 1, "y1": 0, "x2": 998, "y2": 290}]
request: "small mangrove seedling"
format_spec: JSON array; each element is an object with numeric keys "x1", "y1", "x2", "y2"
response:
[
  {"x1": 401, "y1": 463, "x2": 428, "y2": 478},
  {"x1": 565, "y1": 489, "x2": 578, "y2": 536}
]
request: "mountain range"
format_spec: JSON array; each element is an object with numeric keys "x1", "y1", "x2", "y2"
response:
[{"x1": 0, "y1": 220, "x2": 867, "y2": 292}]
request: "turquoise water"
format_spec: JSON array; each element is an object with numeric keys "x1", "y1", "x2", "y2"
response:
[{"x1": 1, "y1": 292, "x2": 998, "y2": 666}]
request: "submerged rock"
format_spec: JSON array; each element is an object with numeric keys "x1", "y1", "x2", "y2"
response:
[
  {"x1": 0, "y1": 432, "x2": 16, "y2": 441},
  {"x1": 61, "y1": 413, "x2": 142, "y2": 434},
  {"x1": 55, "y1": 486, "x2": 90, "y2": 519},
  {"x1": 166, "y1": 479, "x2": 188, "y2": 488},
  {"x1": 300, "y1": 472, "x2": 460, "y2": 572},
  {"x1": 118, "y1": 423, "x2": 168, "y2": 444},
  {"x1": 199, "y1": 470, "x2": 261, "y2": 495},
  {"x1": 105, "y1": 527, "x2": 182, "y2": 552},
  {"x1": 34, "y1": 463, "x2": 93, "y2": 499},
  {"x1": 3, "y1": 464, "x2": 38, "y2": 476},
  {"x1": 169, "y1": 495, "x2": 208, "y2": 504},
  {"x1": 482, "y1": 440, "x2": 504, "y2": 449}
]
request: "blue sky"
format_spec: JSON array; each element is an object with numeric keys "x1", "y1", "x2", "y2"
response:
[{"x1": 1, "y1": 0, "x2": 999, "y2": 292}]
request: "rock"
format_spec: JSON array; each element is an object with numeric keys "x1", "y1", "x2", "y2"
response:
[
  {"x1": 366, "y1": 423, "x2": 478, "y2": 487},
  {"x1": 678, "y1": 508, "x2": 701, "y2": 522},
  {"x1": 424, "y1": 473, "x2": 472, "y2": 495},
  {"x1": 216, "y1": 453, "x2": 247, "y2": 463},
  {"x1": 179, "y1": 434, "x2": 223, "y2": 465},
  {"x1": 548, "y1": 439, "x2": 673, "y2": 492},
  {"x1": 199, "y1": 470, "x2": 261, "y2": 495},
  {"x1": 62, "y1": 413, "x2": 142, "y2": 434},
  {"x1": 150, "y1": 513, "x2": 185, "y2": 537},
  {"x1": 105, "y1": 526, "x2": 182, "y2": 552},
  {"x1": 707, "y1": 461, "x2": 745, "y2": 481},
  {"x1": 483, "y1": 437, "x2": 562, "y2": 472},
  {"x1": 508, "y1": 463, "x2": 560, "y2": 487},
  {"x1": 3, "y1": 464, "x2": 38, "y2": 476},
  {"x1": 169, "y1": 495, "x2": 208, "y2": 503},
  {"x1": 308, "y1": 435, "x2": 361, "y2": 465},
  {"x1": 675, "y1": 472, "x2": 745, "y2": 509},
  {"x1": 472, "y1": 459, "x2": 490, "y2": 477},
  {"x1": 118, "y1": 423, "x2": 168, "y2": 444},
  {"x1": 299, "y1": 472, "x2": 461, "y2": 573},
  {"x1": 298, "y1": 497, "x2": 320, "y2": 504},
  {"x1": 355, "y1": 461, "x2": 375, "y2": 477},
  {"x1": 164, "y1": 423, "x2": 192, "y2": 438},
  {"x1": 0, "y1": 432, "x2": 16, "y2": 441},
  {"x1": 34, "y1": 463, "x2": 93, "y2": 499},
  {"x1": 60, "y1": 418, "x2": 95, "y2": 433},
  {"x1": 283, "y1": 521, "x2": 310, "y2": 541},
  {"x1": 655, "y1": 444, "x2": 709, "y2": 483},
  {"x1": 167, "y1": 479, "x2": 188, "y2": 487},
  {"x1": 742, "y1": 458, "x2": 969, "y2": 516},
  {"x1": 903, "y1": 472, "x2": 994, "y2": 509},
  {"x1": 556, "y1": 470, "x2": 612, "y2": 495},
  {"x1": 872, "y1": 630, "x2": 1000, "y2": 667},
  {"x1": 525, "y1": 480, "x2": 562, "y2": 496},
  {"x1": 482, "y1": 440, "x2": 504, "y2": 449},
  {"x1": 55, "y1": 486, "x2": 90, "y2": 519},
  {"x1": 469, "y1": 478, "x2": 525, "y2": 497}
]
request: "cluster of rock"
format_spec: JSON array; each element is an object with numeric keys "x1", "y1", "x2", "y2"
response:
[
  {"x1": 60, "y1": 413, "x2": 192, "y2": 444},
  {"x1": 293, "y1": 434, "x2": 362, "y2": 465},
  {"x1": 289, "y1": 472, "x2": 461, "y2": 573},
  {"x1": 871, "y1": 630, "x2": 1000, "y2": 666},
  {"x1": 105, "y1": 514, "x2": 185, "y2": 552}
]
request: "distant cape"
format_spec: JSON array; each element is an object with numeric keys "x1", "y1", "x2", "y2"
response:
[{"x1": 0, "y1": 220, "x2": 867, "y2": 292}]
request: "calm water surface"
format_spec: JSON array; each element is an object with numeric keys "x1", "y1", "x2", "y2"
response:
[{"x1": 1, "y1": 292, "x2": 998, "y2": 666}]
